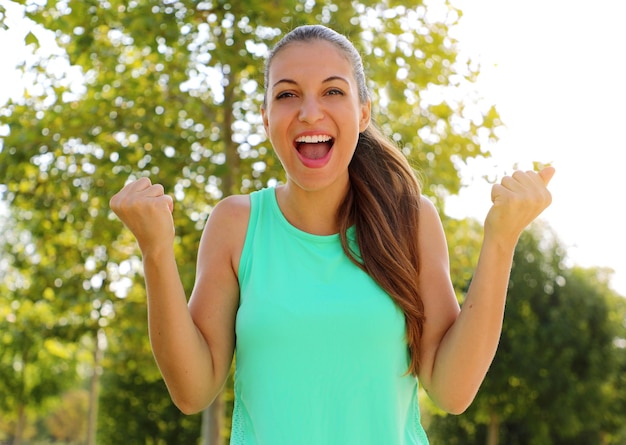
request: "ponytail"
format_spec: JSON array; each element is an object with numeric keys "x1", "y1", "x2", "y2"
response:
[{"x1": 338, "y1": 124, "x2": 425, "y2": 376}]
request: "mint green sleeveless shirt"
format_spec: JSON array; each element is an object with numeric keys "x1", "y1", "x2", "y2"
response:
[{"x1": 231, "y1": 187, "x2": 429, "y2": 445}]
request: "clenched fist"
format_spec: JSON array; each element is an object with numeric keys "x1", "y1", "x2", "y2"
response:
[
  {"x1": 109, "y1": 177, "x2": 175, "y2": 255},
  {"x1": 485, "y1": 166, "x2": 555, "y2": 246}
]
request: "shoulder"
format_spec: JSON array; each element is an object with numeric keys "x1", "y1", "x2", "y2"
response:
[
  {"x1": 209, "y1": 195, "x2": 250, "y2": 226},
  {"x1": 198, "y1": 194, "x2": 251, "y2": 275},
  {"x1": 418, "y1": 195, "x2": 444, "y2": 234},
  {"x1": 417, "y1": 194, "x2": 450, "y2": 274},
  {"x1": 415, "y1": 194, "x2": 451, "y2": 280},
  {"x1": 212, "y1": 193, "x2": 251, "y2": 219},
  {"x1": 206, "y1": 194, "x2": 251, "y2": 238},
  {"x1": 418, "y1": 194, "x2": 438, "y2": 216},
  {"x1": 201, "y1": 194, "x2": 250, "y2": 241},
  {"x1": 208, "y1": 193, "x2": 251, "y2": 234}
]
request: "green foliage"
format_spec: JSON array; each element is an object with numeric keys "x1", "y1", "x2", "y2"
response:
[
  {"x1": 0, "y1": 213, "x2": 89, "y2": 442},
  {"x1": 98, "y1": 361, "x2": 202, "y2": 445},
  {"x1": 428, "y1": 224, "x2": 626, "y2": 444},
  {"x1": 45, "y1": 389, "x2": 90, "y2": 443}
]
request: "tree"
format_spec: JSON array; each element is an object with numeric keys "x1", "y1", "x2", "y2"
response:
[
  {"x1": 0, "y1": 0, "x2": 499, "y2": 442},
  {"x1": 0, "y1": 208, "x2": 92, "y2": 445},
  {"x1": 428, "y1": 224, "x2": 625, "y2": 444}
]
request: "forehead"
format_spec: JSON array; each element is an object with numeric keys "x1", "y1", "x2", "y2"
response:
[{"x1": 268, "y1": 39, "x2": 355, "y2": 84}]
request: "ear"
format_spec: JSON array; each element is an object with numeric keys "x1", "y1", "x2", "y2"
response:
[
  {"x1": 261, "y1": 105, "x2": 269, "y2": 135},
  {"x1": 359, "y1": 99, "x2": 371, "y2": 132}
]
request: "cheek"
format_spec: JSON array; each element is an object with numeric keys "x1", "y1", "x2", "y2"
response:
[
  {"x1": 266, "y1": 122, "x2": 290, "y2": 155},
  {"x1": 265, "y1": 110, "x2": 290, "y2": 141}
]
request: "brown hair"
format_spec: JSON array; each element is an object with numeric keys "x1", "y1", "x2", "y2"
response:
[{"x1": 264, "y1": 25, "x2": 425, "y2": 375}]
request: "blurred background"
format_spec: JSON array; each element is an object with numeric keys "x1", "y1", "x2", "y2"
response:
[{"x1": 1, "y1": 0, "x2": 624, "y2": 444}]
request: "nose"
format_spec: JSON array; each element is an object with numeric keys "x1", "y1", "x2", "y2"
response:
[{"x1": 298, "y1": 96, "x2": 324, "y2": 123}]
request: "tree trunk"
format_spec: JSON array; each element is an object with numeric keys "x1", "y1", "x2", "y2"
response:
[
  {"x1": 221, "y1": 69, "x2": 240, "y2": 197},
  {"x1": 200, "y1": 394, "x2": 224, "y2": 445},
  {"x1": 486, "y1": 409, "x2": 500, "y2": 445},
  {"x1": 13, "y1": 403, "x2": 26, "y2": 445},
  {"x1": 86, "y1": 329, "x2": 105, "y2": 445}
]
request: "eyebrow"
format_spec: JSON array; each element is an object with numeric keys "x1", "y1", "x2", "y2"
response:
[{"x1": 272, "y1": 75, "x2": 350, "y2": 88}]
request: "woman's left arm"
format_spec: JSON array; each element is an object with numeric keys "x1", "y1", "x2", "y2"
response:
[{"x1": 417, "y1": 167, "x2": 555, "y2": 414}]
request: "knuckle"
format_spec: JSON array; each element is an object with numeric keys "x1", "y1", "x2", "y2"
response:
[{"x1": 544, "y1": 190, "x2": 553, "y2": 205}]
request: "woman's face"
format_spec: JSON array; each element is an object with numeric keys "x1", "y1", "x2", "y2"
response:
[{"x1": 262, "y1": 39, "x2": 371, "y2": 194}]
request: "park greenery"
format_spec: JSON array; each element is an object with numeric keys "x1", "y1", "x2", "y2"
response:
[{"x1": 0, "y1": 0, "x2": 624, "y2": 444}]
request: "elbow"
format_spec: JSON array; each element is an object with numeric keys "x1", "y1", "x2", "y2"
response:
[
  {"x1": 431, "y1": 388, "x2": 478, "y2": 416},
  {"x1": 172, "y1": 394, "x2": 212, "y2": 416},
  {"x1": 169, "y1": 387, "x2": 217, "y2": 416},
  {"x1": 175, "y1": 399, "x2": 206, "y2": 416},
  {"x1": 160, "y1": 364, "x2": 226, "y2": 415},
  {"x1": 442, "y1": 401, "x2": 472, "y2": 416},
  {"x1": 178, "y1": 404, "x2": 206, "y2": 416}
]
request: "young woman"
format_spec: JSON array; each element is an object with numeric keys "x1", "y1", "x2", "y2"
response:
[{"x1": 110, "y1": 25, "x2": 554, "y2": 445}]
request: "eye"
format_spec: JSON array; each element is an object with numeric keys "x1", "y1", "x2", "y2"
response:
[
  {"x1": 326, "y1": 88, "x2": 344, "y2": 96},
  {"x1": 276, "y1": 91, "x2": 296, "y2": 100}
]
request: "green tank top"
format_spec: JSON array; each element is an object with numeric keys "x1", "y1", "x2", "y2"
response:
[{"x1": 231, "y1": 187, "x2": 429, "y2": 445}]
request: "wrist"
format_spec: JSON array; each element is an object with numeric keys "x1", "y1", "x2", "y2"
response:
[
  {"x1": 140, "y1": 240, "x2": 176, "y2": 263},
  {"x1": 481, "y1": 230, "x2": 518, "y2": 259}
]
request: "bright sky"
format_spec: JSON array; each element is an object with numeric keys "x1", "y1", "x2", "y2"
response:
[
  {"x1": 447, "y1": 0, "x2": 626, "y2": 296},
  {"x1": 1, "y1": 0, "x2": 624, "y2": 295}
]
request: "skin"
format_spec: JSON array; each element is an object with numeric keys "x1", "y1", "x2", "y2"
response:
[{"x1": 109, "y1": 39, "x2": 555, "y2": 416}]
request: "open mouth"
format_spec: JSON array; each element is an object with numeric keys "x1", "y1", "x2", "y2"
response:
[{"x1": 295, "y1": 134, "x2": 335, "y2": 161}]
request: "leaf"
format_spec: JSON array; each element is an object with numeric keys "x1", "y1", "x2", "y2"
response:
[
  {"x1": 0, "y1": 4, "x2": 7, "y2": 31},
  {"x1": 25, "y1": 30, "x2": 39, "y2": 47}
]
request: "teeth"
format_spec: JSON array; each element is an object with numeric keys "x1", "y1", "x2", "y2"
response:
[{"x1": 295, "y1": 135, "x2": 332, "y2": 143}]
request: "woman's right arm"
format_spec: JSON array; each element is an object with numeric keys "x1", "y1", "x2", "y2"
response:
[{"x1": 110, "y1": 178, "x2": 248, "y2": 414}]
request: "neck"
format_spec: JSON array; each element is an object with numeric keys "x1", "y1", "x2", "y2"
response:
[{"x1": 276, "y1": 181, "x2": 349, "y2": 236}]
